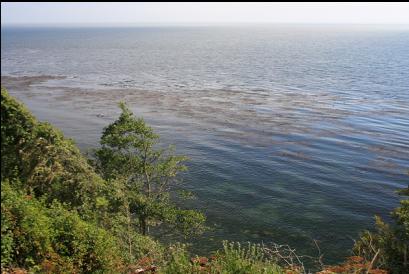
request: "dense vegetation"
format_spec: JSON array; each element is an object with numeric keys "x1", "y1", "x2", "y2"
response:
[
  {"x1": 1, "y1": 87, "x2": 407, "y2": 273},
  {"x1": 93, "y1": 102, "x2": 205, "y2": 237}
]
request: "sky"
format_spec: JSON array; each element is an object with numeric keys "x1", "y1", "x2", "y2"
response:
[{"x1": 2, "y1": 2, "x2": 409, "y2": 26}]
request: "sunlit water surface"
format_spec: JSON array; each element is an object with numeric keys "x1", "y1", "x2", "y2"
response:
[{"x1": 2, "y1": 25, "x2": 408, "y2": 263}]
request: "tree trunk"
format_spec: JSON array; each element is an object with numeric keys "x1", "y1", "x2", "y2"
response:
[
  {"x1": 126, "y1": 202, "x2": 133, "y2": 258},
  {"x1": 140, "y1": 216, "x2": 147, "y2": 235},
  {"x1": 143, "y1": 145, "x2": 151, "y2": 198}
]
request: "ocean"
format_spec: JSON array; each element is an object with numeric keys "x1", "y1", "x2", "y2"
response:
[{"x1": 1, "y1": 24, "x2": 408, "y2": 263}]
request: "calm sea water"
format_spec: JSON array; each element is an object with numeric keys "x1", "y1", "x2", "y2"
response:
[{"x1": 2, "y1": 25, "x2": 409, "y2": 264}]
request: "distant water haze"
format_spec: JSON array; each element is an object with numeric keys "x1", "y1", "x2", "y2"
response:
[
  {"x1": 1, "y1": 25, "x2": 408, "y2": 264},
  {"x1": 2, "y1": 3, "x2": 409, "y2": 25}
]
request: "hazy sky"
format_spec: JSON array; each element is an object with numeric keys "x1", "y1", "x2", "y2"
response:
[{"x1": 2, "y1": 2, "x2": 409, "y2": 26}]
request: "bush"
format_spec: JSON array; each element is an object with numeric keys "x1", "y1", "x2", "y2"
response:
[
  {"x1": 159, "y1": 243, "x2": 194, "y2": 274},
  {"x1": 208, "y1": 241, "x2": 284, "y2": 274},
  {"x1": 156, "y1": 241, "x2": 285, "y2": 274},
  {"x1": 353, "y1": 186, "x2": 409, "y2": 274},
  {"x1": 1, "y1": 180, "x2": 124, "y2": 273},
  {"x1": 1, "y1": 88, "x2": 107, "y2": 219}
]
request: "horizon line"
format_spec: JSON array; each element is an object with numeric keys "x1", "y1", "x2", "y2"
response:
[{"x1": 3, "y1": 22, "x2": 409, "y2": 28}]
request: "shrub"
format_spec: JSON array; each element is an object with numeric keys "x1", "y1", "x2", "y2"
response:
[
  {"x1": 1, "y1": 88, "x2": 107, "y2": 219},
  {"x1": 353, "y1": 186, "x2": 409, "y2": 274},
  {"x1": 1, "y1": 180, "x2": 124, "y2": 273}
]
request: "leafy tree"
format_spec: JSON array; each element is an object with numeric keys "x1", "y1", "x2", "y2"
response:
[
  {"x1": 94, "y1": 102, "x2": 205, "y2": 237},
  {"x1": 1, "y1": 88, "x2": 166, "y2": 270}
]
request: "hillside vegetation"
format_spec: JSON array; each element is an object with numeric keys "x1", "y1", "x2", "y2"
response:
[{"x1": 1, "y1": 87, "x2": 407, "y2": 273}]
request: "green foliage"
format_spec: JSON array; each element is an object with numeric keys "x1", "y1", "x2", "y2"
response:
[
  {"x1": 1, "y1": 89, "x2": 162, "y2": 272},
  {"x1": 1, "y1": 88, "x2": 107, "y2": 219},
  {"x1": 1, "y1": 87, "x2": 36, "y2": 181},
  {"x1": 94, "y1": 102, "x2": 205, "y2": 236},
  {"x1": 104, "y1": 194, "x2": 165, "y2": 263},
  {"x1": 160, "y1": 243, "x2": 194, "y2": 274},
  {"x1": 1, "y1": 191, "x2": 15, "y2": 269},
  {"x1": 158, "y1": 241, "x2": 285, "y2": 274},
  {"x1": 1, "y1": 180, "x2": 124, "y2": 273},
  {"x1": 1, "y1": 87, "x2": 404, "y2": 273},
  {"x1": 168, "y1": 208, "x2": 207, "y2": 236},
  {"x1": 208, "y1": 241, "x2": 284, "y2": 274},
  {"x1": 353, "y1": 185, "x2": 409, "y2": 274}
]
